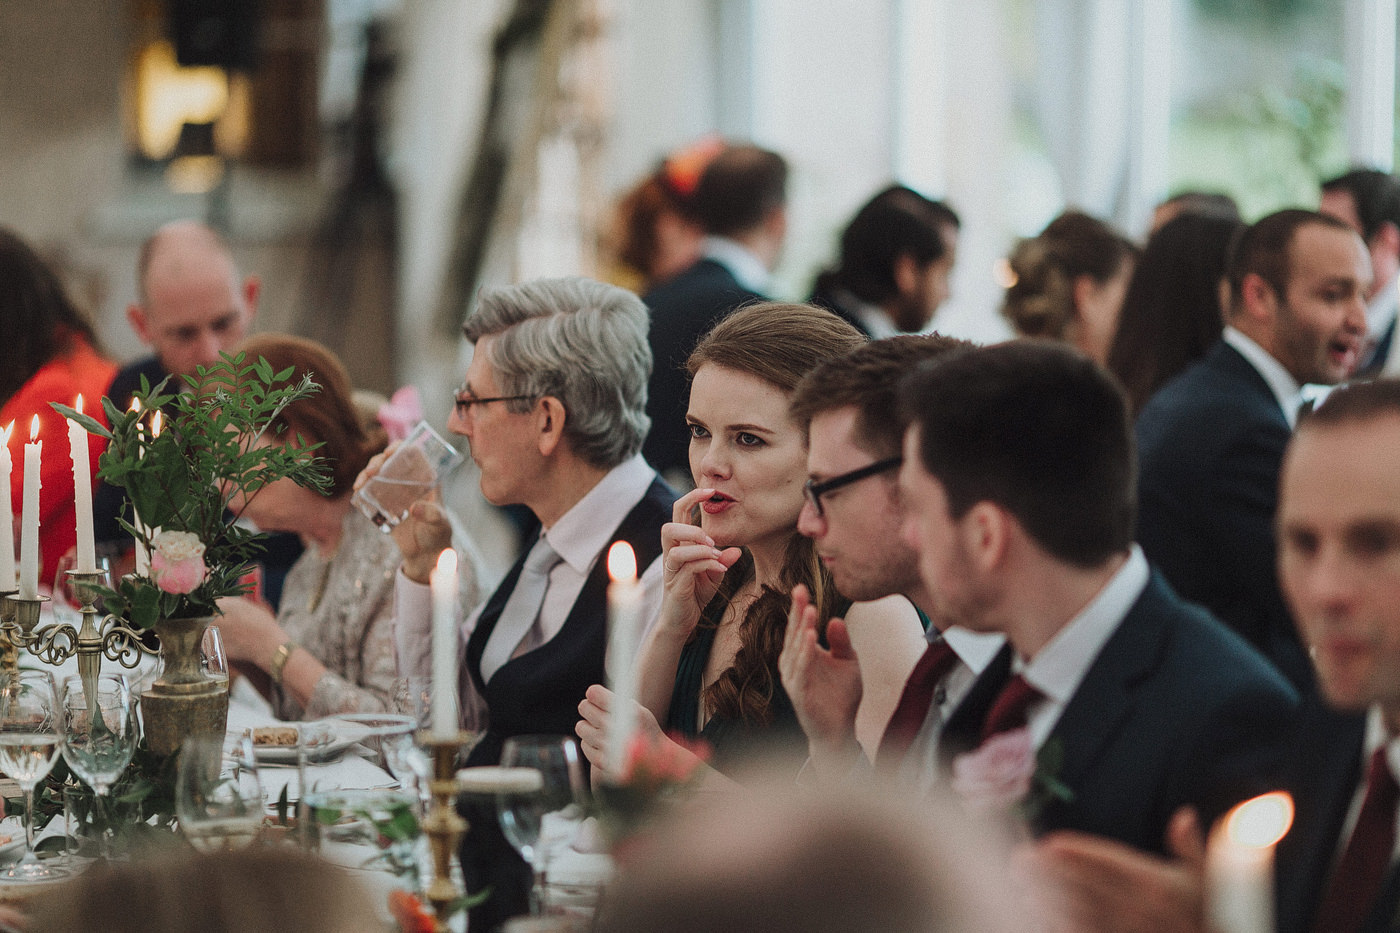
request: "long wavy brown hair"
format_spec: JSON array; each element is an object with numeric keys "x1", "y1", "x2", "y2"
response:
[{"x1": 686, "y1": 302, "x2": 866, "y2": 726}]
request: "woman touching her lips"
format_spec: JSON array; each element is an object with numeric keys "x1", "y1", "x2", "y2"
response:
[{"x1": 577, "y1": 303, "x2": 922, "y2": 780}]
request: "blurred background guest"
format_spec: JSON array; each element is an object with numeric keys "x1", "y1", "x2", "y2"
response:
[
  {"x1": 1149, "y1": 189, "x2": 1241, "y2": 234},
  {"x1": 809, "y1": 184, "x2": 960, "y2": 338},
  {"x1": 608, "y1": 136, "x2": 728, "y2": 294},
  {"x1": 1000, "y1": 210, "x2": 1137, "y2": 366},
  {"x1": 0, "y1": 227, "x2": 116, "y2": 585},
  {"x1": 1107, "y1": 212, "x2": 1244, "y2": 416},
  {"x1": 215, "y1": 333, "x2": 481, "y2": 719},
  {"x1": 642, "y1": 143, "x2": 789, "y2": 484}
]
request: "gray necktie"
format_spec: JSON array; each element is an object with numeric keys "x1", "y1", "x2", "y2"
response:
[{"x1": 479, "y1": 537, "x2": 562, "y2": 682}]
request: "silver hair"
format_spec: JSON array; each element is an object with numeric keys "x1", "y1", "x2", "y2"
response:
[{"x1": 463, "y1": 277, "x2": 652, "y2": 469}]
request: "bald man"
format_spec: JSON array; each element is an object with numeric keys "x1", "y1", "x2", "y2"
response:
[
  {"x1": 97, "y1": 222, "x2": 299, "y2": 604},
  {"x1": 108, "y1": 220, "x2": 259, "y2": 405}
]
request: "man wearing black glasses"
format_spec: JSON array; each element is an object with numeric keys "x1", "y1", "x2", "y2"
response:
[
  {"x1": 385, "y1": 277, "x2": 673, "y2": 769},
  {"x1": 779, "y1": 335, "x2": 1002, "y2": 788}
]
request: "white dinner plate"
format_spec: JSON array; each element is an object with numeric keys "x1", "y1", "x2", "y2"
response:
[{"x1": 247, "y1": 719, "x2": 375, "y2": 764}]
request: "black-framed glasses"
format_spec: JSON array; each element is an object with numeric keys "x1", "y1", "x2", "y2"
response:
[
  {"x1": 803, "y1": 456, "x2": 903, "y2": 518},
  {"x1": 452, "y1": 392, "x2": 536, "y2": 416}
]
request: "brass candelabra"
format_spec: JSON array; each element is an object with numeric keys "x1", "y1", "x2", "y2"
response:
[
  {"x1": 0, "y1": 570, "x2": 155, "y2": 693},
  {"x1": 421, "y1": 731, "x2": 475, "y2": 932}
]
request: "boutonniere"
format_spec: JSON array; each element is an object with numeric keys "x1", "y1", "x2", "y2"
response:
[{"x1": 950, "y1": 728, "x2": 1074, "y2": 821}]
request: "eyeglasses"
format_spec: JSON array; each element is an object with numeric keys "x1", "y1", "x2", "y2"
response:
[
  {"x1": 452, "y1": 391, "x2": 536, "y2": 417},
  {"x1": 802, "y1": 457, "x2": 903, "y2": 518}
]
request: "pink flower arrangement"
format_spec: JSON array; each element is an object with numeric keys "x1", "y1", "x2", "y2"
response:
[
  {"x1": 951, "y1": 727, "x2": 1036, "y2": 817},
  {"x1": 150, "y1": 530, "x2": 208, "y2": 595},
  {"x1": 376, "y1": 387, "x2": 423, "y2": 443},
  {"x1": 621, "y1": 731, "x2": 711, "y2": 793}
]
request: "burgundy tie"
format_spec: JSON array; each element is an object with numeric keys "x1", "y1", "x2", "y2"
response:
[
  {"x1": 980, "y1": 674, "x2": 1041, "y2": 743},
  {"x1": 1313, "y1": 748, "x2": 1400, "y2": 933},
  {"x1": 876, "y1": 639, "x2": 959, "y2": 768}
]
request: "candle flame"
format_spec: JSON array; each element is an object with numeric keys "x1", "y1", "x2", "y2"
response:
[
  {"x1": 150, "y1": 410, "x2": 163, "y2": 437},
  {"x1": 436, "y1": 548, "x2": 457, "y2": 576},
  {"x1": 130, "y1": 398, "x2": 141, "y2": 414},
  {"x1": 608, "y1": 541, "x2": 637, "y2": 583},
  {"x1": 1, "y1": 421, "x2": 11, "y2": 444},
  {"x1": 74, "y1": 395, "x2": 84, "y2": 416},
  {"x1": 1225, "y1": 791, "x2": 1293, "y2": 848},
  {"x1": 29, "y1": 415, "x2": 39, "y2": 441}
]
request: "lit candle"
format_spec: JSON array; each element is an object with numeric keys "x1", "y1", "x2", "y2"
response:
[
  {"x1": 0, "y1": 422, "x2": 14, "y2": 591},
  {"x1": 130, "y1": 400, "x2": 150, "y2": 576},
  {"x1": 67, "y1": 396, "x2": 96, "y2": 573},
  {"x1": 605, "y1": 541, "x2": 642, "y2": 776},
  {"x1": 18, "y1": 416, "x2": 41, "y2": 600},
  {"x1": 1206, "y1": 791, "x2": 1294, "y2": 933},
  {"x1": 430, "y1": 548, "x2": 459, "y2": 739}
]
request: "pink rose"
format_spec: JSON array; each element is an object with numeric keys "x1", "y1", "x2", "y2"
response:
[
  {"x1": 150, "y1": 530, "x2": 208, "y2": 595},
  {"x1": 951, "y1": 727, "x2": 1035, "y2": 817}
]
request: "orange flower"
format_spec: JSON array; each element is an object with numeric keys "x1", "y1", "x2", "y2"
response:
[{"x1": 388, "y1": 890, "x2": 435, "y2": 933}]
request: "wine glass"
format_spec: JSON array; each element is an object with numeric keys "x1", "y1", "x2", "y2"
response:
[
  {"x1": 58, "y1": 674, "x2": 138, "y2": 858},
  {"x1": 201, "y1": 626, "x2": 229, "y2": 685},
  {"x1": 496, "y1": 735, "x2": 587, "y2": 915},
  {"x1": 389, "y1": 677, "x2": 433, "y2": 806},
  {"x1": 176, "y1": 734, "x2": 264, "y2": 852},
  {"x1": 0, "y1": 670, "x2": 70, "y2": 881}
]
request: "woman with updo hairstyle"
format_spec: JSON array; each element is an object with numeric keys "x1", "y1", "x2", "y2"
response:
[
  {"x1": 1001, "y1": 210, "x2": 1138, "y2": 365},
  {"x1": 215, "y1": 334, "x2": 481, "y2": 719},
  {"x1": 577, "y1": 303, "x2": 924, "y2": 780}
]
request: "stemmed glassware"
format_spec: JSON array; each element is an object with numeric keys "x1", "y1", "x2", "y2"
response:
[
  {"x1": 201, "y1": 626, "x2": 229, "y2": 685},
  {"x1": 0, "y1": 670, "x2": 69, "y2": 880},
  {"x1": 388, "y1": 676, "x2": 433, "y2": 808},
  {"x1": 496, "y1": 735, "x2": 587, "y2": 915},
  {"x1": 176, "y1": 734, "x2": 264, "y2": 852},
  {"x1": 59, "y1": 673, "x2": 138, "y2": 858}
]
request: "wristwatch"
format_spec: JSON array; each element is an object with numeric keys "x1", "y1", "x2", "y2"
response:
[{"x1": 270, "y1": 640, "x2": 300, "y2": 685}]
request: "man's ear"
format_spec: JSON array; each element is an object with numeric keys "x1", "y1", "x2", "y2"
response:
[
  {"x1": 892, "y1": 253, "x2": 920, "y2": 298},
  {"x1": 1237, "y1": 272, "x2": 1278, "y2": 324},
  {"x1": 535, "y1": 396, "x2": 567, "y2": 457},
  {"x1": 127, "y1": 304, "x2": 152, "y2": 345},
  {"x1": 1374, "y1": 221, "x2": 1400, "y2": 262},
  {"x1": 961, "y1": 501, "x2": 1009, "y2": 572}
]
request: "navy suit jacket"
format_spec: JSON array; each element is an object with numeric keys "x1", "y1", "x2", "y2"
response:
[
  {"x1": 940, "y1": 571, "x2": 1299, "y2": 856},
  {"x1": 641, "y1": 258, "x2": 765, "y2": 477},
  {"x1": 1276, "y1": 700, "x2": 1400, "y2": 933},
  {"x1": 1135, "y1": 339, "x2": 1310, "y2": 689}
]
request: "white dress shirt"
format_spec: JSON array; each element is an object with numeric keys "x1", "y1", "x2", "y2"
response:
[
  {"x1": 393, "y1": 454, "x2": 666, "y2": 728},
  {"x1": 701, "y1": 236, "x2": 770, "y2": 295},
  {"x1": 893, "y1": 626, "x2": 1005, "y2": 793},
  {"x1": 1223, "y1": 326, "x2": 1304, "y2": 428},
  {"x1": 1016, "y1": 546, "x2": 1151, "y2": 749}
]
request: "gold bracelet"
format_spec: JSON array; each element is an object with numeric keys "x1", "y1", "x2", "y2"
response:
[{"x1": 270, "y1": 641, "x2": 300, "y2": 685}]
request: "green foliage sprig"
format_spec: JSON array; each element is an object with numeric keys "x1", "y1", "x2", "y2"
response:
[{"x1": 52, "y1": 352, "x2": 332, "y2": 628}]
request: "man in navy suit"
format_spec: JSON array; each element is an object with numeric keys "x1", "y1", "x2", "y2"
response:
[
  {"x1": 641, "y1": 144, "x2": 788, "y2": 482},
  {"x1": 1321, "y1": 169, "x2": 1400, "y2": 377},
  {"x1": 1024, "y1": 379, "x2": 1400, "y2": 933},
  {"x1": 1135, "y1": 209, "x2": 1371, "y2": 689},
  {"x1": 895, "y1": 341, "x2": 1297, "y2": 856},
  {"x1": 1274, "y1": 379, "x2": 1400, "y2": 933}
]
